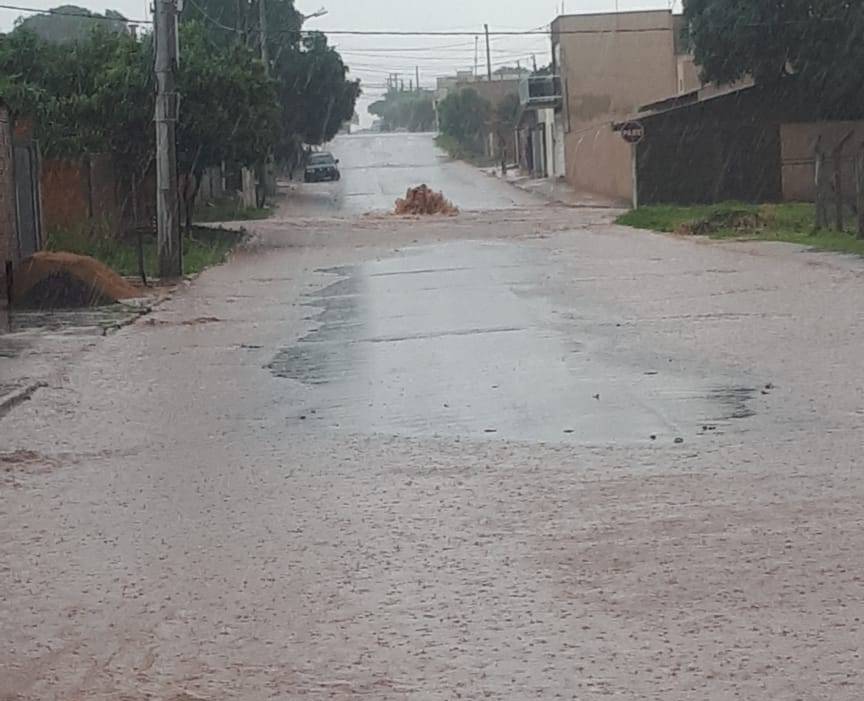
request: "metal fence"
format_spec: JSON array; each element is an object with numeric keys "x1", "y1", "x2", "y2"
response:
[{"x1": 13, "y1": 143, "x2": 42, "y2": 259}]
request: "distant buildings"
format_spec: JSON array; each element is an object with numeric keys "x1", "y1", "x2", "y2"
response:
[{"x1": 513, "y1": 8, "x2": 863, "y2": 207}]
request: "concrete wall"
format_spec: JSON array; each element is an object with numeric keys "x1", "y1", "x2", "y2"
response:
[
  {"x1": 0, "y1": 105, "x2": 15, "y2": 322},
  {"x1": 677, "y1": 55, "x2": 701, "y2": 95},
  {"x1": 781, "y1": 121, "x2": 864, "y2": 202},
  {"x1": 553, "y1": 113, "x2": 566, "y2": 179},
  {"x1": 552, "y1": 10, "x2": 682, "y2": 200}
]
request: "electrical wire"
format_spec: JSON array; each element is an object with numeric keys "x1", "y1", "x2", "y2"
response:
[
  {"x1": 0, "y1": 3, "x2": 844, "y2": 33},
  {"x1": 0, "y1": 3, "x2": 672, "y2": 35}
]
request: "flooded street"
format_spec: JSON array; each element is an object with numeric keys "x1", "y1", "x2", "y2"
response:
[
  {"x1": 3, "y1": 134, "x2": 864, "y2": 700},
  {"x1": 268, "y1": 240, "x2": 759, "y2": 443},
  {"x1": 281, "y1": 132, "x2": 539, "y2": 215}
]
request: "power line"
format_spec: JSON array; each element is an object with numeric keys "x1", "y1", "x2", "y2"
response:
[
  {"x1": 0, "y1": 4, "x2": 844, "y2": 33},
  {"x1": 0, "y1": 4, "x2": 657, "y2": 35},
  {"x1": 186, "y1": 0, "x2": 234, "y2": 32}
]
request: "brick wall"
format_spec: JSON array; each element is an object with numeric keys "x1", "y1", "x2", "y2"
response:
[{"x1": 41, "y1": 155, "x2": 155, "y2": 233}]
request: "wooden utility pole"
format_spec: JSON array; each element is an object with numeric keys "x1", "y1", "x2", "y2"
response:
[
  {"x1": 258, "y1": 0, "x2": 269, "y2": 72},
  {"x1": 484, "y1": 24, "x2": 492, "y2": 81},
  {"x1": 415, "y1": 65, "x2": 420, "y2": 93},
  {"x1": 154, "y1": 0, "x2": 181, "y2": 278},
  {"x1": 474, "y1": 36, "x2": 479, "y2": 78}
]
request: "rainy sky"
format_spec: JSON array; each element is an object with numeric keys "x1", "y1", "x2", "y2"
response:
[{"x1": 1, "y1": 0, "x2": 682, "y2": 124}]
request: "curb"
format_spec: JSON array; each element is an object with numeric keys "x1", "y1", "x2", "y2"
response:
[{"x1": 0, "y1": 380, "x2": 48, "y2": 419}]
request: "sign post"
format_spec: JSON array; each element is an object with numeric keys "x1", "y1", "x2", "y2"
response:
[{"x1": 619, "y1": 121, "x2": 645, "y2": 209}]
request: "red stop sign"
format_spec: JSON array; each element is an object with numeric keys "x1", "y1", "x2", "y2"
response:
[{"x1": 620, "y1": 121, "x2": 645, "y2": 144}]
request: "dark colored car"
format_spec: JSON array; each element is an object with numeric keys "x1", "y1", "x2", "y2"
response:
[{"x1": 304, "y1": 152, "x2": 341, "y2": 183}]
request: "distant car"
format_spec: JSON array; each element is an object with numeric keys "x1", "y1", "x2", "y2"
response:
[{"x1": 304, "y1": 152, "x2": 341, "y2": 183}]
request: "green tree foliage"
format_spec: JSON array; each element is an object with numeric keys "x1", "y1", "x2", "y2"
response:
[
  {"x1": 683, "y1": 0, "x2": 864, "y2": 111},
  {"x1": 437, "y1": 88, "x2": 492, "y2": 154},
  {"x1": 494, "y1": 94, "x2": 521, "y2": 135},
  {"x1": 15, "y1": 5, "x2": 129, "y2": 43},
  {"x1": 177, "y1": 22, "x2": 278, "y2": 178},
  {"x1": 181, "y1": 0, "x2": 302, "y2": 60},
  {"x1": 369, "y1": 90, "x2": 436, "y2": 132},
  {"x1": 0, "y1": 27, "x2": 150, "y2": 159},
  {"x1": 0, "y1": 0, "x2": 359, "y2": 224},
  {"x1": 272, "y1": 32, "x2": 361, "y2": 160}
]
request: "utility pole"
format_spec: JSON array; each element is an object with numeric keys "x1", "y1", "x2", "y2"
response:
[
  {"x1": 474, "y1": 35, "x2": 479, "y2": 78},
  {"x1": 257, "y1": 0, "x2": 275, "y2": 203},
  {"x1": 415, "y1": 65, "x2": 420, "y2": 93},
  {"x1": 258, "y1": 0, "x2": 269, "y2": 73},
  {"x1": 532, "y1": 53, "x2": 537, "y2": 72},
  {"x1": 484, "y1": 24, "x2": 492, "y2": 81},
  {"x1": 154, "y1": 0, "x2": 181, "y2": 278}
]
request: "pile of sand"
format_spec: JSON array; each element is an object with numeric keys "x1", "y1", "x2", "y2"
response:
[
  {"x1": 12, "y1": 251, "x2": 141, "y2": 308},
  {"x1": 394, "y1": 185, "x2": 458, "y2": 216}
]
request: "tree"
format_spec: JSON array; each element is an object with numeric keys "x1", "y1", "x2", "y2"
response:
[
  {"x1": 683, "y1": 0, "x2": 864, "y2": 112},
  {"x1": 15, "y1": 5, "x2": 129, "y2": 43},
  {"x1": 369, "y1": 90, "x2": 435, "y2": 132},
  {"x1": 437, "y1": 88, "x2": 491, "y2": 154},
  {"x1": 1, "y1": 22, "x2": 281, "y2": 229},
  {"x1": 493, "y1": 93, "x2": 521, "y2": 169},
  {"x1": 176, "y1": 21, "x2": 280, "y2": 228},
  {"x1": 181, "y1": 0, "x2": 302, "y2": 60},
  {"x1": 272, "y1": 32, "x2": 361, "y2": 165}
]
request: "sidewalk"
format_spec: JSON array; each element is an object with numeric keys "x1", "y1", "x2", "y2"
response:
[
  {"x1": 0, "y1": 303, "x2": 151, "y2": 420},
  {"x1": 483, "y1": 167, "x2": 626, "y2": 209}
]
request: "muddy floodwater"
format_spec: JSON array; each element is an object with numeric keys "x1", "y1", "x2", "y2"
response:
[{"x1": 2, "y1": 133, "x2": 864, "y2": 700}]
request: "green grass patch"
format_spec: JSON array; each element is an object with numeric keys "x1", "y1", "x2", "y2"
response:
[
  {"x1": 617, "y1": 202, "x2": 864, "y2": 257},
  {"x1": 46, "y1": 224, "x2": 245, "y2": 278},
  {"x1": 193, "y1": 196, "x2": 272, "y2": 223}
]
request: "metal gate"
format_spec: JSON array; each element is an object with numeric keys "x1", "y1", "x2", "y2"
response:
[{"x1": 13, "y1": 143, "x2": 42, "y2": 259}]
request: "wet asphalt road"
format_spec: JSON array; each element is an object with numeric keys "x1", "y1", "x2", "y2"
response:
[
  {"x1": 3, "y1": 134, "x2": 864, "y2": 699},
  {"x1": 268, "y1": 240, "x2": 757, "y2": 443},
  {"x1": 282, "y1": 132, "x2": 538, "y2": 215}
]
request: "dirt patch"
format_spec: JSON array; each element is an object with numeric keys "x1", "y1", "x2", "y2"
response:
[
  {"x1": 676, "y1": 210, "x2": 766, "y2": 237},
  {"x1": 12, "y1": 252, "x2": 140, "y2": 309},
  {"x1": 0, "y1": 450, "x2": 60, "y2": 477},
  {"x1": 142, "y1": 316, "x2": 222, "y2": 327},
  {"x1": 394, "y1": 185, "x2": 458, "y2": 216}
]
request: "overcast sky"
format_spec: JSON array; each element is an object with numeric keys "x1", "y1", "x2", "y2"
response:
[{"x1": 1, "y1": 0, "x2": 682, "y2": 124}]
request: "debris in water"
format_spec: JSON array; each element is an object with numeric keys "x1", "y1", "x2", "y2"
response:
[{"x1": 394, "y1": 184, "x2": 458, "y2": 216}]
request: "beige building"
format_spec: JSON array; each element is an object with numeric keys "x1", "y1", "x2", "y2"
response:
[{"x1": 552, "y1": 10, "x2": 700, "y2": 201}]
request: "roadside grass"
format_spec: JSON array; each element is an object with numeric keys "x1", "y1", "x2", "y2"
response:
[
  {"x1": 46, "y1": 225, "x2": 245, "y2": 278},
  {"x1": 617, "y1": 202, "x2": 864, "y2": 256},
  {"x1": 434, "y1": 134, "x2": 494, "y2": 167},
  {"x1": 193, "y1": 196, "x2": 271, "y2": 223}
]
